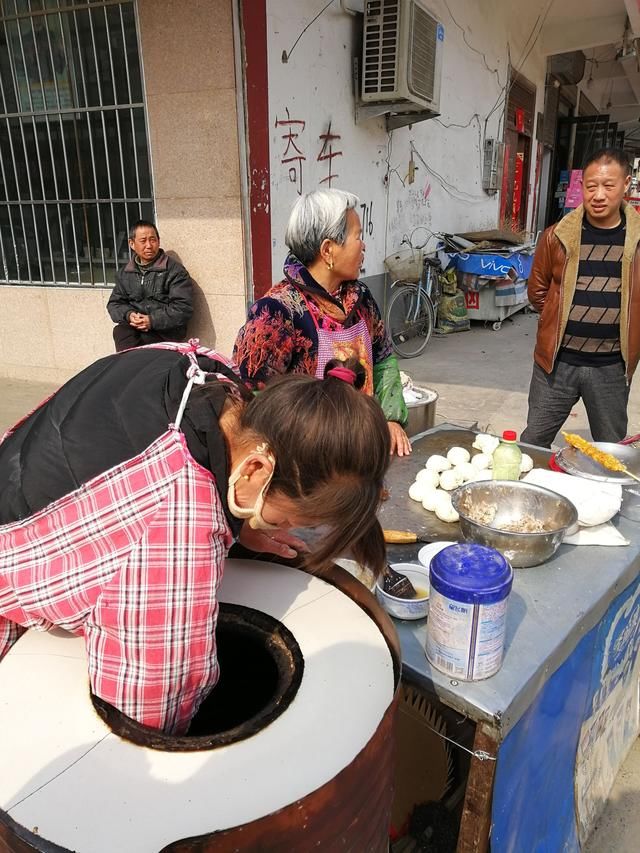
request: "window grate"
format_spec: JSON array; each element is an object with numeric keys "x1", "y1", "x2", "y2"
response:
[{"x1": 0, "y1": 0, "x2": 153, "y2": 287}]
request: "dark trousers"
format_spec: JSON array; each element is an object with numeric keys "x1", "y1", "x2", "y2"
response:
[
  {"x1": 112, "y1": 324, "x2": 187, "y2": 352},
  {"x1": 521, "y1": 360, "x2": 629, "y2": 448}
]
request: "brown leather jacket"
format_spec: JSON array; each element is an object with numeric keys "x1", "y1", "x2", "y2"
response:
[{"x1": 528, "y1": 202, "x2": 640, "y2": 380}]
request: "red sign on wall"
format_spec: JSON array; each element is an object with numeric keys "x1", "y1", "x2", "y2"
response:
[
  {"x1": 512, "y1": 151, "x2": 525, "y2": 227},
  {"x1": 500, "y1": 142, "x2": 511, "y2": 225},
  {"x1": 465, "y1": 290, "x2": 480, "y2": 310},
  {"x1": 515, "y1": 107, "x2": 525, "y2": 133}
]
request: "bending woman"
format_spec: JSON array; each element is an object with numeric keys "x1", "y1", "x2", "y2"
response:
[
  {"x1": 0, "y1": 342, "x2": 389, "y2": 734},
  {"x1": 233, "y1": 188, "x2": 411, "y2": 456}
]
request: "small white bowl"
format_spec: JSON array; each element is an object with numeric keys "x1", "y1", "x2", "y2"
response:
[
  {"x1": 375, "y1": 563, "x2": 430, "y2": 620},
  {"x1": 417, "y1": 541, "x2": 457, "y2": 570}
]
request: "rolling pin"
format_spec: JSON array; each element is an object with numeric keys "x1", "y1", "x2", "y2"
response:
[{"x1": 383, "y1": 529, "x2": 434, "y2": 545}]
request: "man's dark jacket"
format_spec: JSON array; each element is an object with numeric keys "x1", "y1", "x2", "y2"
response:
[{"x1": 107, "y1": 250, "x2": 194, "y2": 331}]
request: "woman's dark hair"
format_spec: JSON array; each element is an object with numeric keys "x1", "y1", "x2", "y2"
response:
[
  {"x1": 323, "y1": 356, "x2": 367, "y2": 391},
  {"x1": 240, "y1": 360, "x2": 390, "y2": 577}
]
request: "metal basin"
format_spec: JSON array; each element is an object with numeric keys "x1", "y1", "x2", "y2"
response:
[
  {"x1": 405, "y1": 387, "x2": 438, "y2": 438},
  {"x1": 452, "y1": 480, "x2": 578, "y2": 568}
]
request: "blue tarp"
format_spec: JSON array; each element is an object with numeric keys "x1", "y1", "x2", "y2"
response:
[{"x1": 447, "y1": 251, "x2": 534, "y2": 280}]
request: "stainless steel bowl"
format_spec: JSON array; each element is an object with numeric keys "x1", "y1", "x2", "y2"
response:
[{"x1": 451, "y1": 480, "x2": 578, "y2": 568}]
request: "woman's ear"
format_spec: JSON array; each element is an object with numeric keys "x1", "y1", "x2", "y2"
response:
[
  {"x1": 235, "y1": 453, "x2": 274, "y2": 492},
  {"x1": 319, "y1": 237, "x2": 334, "y2": 265},
  {"x1": 247, "y1": 453, "x2": 274, "y2": 488}
]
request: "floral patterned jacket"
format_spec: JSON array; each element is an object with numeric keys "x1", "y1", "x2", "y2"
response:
[{"x1": 233, "y1": 255, "x2": 407, "y2": 424}]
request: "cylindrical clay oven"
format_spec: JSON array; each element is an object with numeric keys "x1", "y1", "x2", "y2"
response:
[{"x1": 0, "y1": 559, "x2": 400, "y2": 852}]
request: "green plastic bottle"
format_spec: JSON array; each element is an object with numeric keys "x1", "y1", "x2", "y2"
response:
[{"x1": 492, "y1": 430, "x2": 522, "y2": 481}]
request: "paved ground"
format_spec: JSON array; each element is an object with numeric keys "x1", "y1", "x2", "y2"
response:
[
  {"x1": 399, "y1": 308, "x2": 640, "y2": 445},
  {"x1": 1, "y1": 310, "x2": 639, "y2": 847}
]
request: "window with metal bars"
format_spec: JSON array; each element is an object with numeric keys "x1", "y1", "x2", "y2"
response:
[{"x1": 0, "y1": 0, "x2": 153, "y2": 287}]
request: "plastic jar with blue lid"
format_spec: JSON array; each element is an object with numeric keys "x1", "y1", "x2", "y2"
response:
[{"x1": 425, "y1": 543, "x2": 513, "y2": 681}]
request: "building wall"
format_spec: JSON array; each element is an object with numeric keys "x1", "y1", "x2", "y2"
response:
[
  {"x1": 266, "y1": 0, "x2": 547, "y2": 303},
  {"x1": 138, "y1": 0, "x2": 247, "y2": 357},
  {"x1": 0, "y1": 0, "x2": 246, "y2": 382}
]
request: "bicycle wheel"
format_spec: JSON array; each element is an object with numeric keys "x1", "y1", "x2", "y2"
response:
[{"x1": 386, "y1": 283, "x2": 434, "y2": 358}]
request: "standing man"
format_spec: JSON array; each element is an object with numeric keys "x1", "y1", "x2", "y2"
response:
[
  {"x1": 521, "y1": 148, "x2": 640, "y2": 447},
  {"x1": 107, "y1": 220, "x2": 194, "y2": 351}
]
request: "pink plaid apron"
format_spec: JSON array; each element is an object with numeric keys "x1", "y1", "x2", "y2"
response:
[
  {"x1": 298, "y1": 289, "x2": 374, "y2": 394},
  {"x1": 0, "y1": 341, "x2": 236, "y2": 733}
]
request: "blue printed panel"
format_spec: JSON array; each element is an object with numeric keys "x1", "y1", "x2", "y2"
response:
[
  {"x1": 446, "y1": 251, "x2": 533, "y2": 280},
  {"x1": 491, "y1": 573, "x2": 640, "y2": 851}
]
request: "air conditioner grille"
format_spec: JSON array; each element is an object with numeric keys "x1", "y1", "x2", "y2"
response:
[
  {"x1": 363, "y1": 0, "x2": 400, "y2": 95},
  {"x1": 408, "y1": 4, "x2": 437, "y2": 101}
]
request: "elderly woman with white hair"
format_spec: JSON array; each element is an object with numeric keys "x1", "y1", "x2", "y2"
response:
[{"x1": 233, "y1": 189, "x2": 411, "y2": 455}]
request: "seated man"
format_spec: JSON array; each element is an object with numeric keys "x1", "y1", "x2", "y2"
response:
[{"x1": 107, "y1": 220, "x2": 194, "y2": 351}]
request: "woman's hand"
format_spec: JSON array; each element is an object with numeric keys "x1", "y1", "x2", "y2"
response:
[
  {"x1": 237, "y1": 523, "x2": 309, "y2": 560},
  {"x1": 388, "y1": 422, "x2": 412, "y2": 456}
]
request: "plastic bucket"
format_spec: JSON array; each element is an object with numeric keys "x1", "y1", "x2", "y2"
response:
[
  {"x1": 425, "y1": 543, "x2": 513, "y2": 681},
  {"x1": 405, "y1": 387, "x2": 438, "y2": 438}
]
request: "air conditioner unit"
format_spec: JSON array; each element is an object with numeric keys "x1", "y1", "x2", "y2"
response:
[{"x1": 361, "y1": 0, "x2": 444, "y2": 114}]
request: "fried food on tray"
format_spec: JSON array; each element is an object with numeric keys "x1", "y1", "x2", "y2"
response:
[{"x1": 561, "y1": 432, "x2": 626, "y2": 473}]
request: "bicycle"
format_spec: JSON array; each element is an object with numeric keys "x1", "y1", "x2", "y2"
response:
[{"x1": 384, "y1": 243, "x2": 444, "y2": 359}]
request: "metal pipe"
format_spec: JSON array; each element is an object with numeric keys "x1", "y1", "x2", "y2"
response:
[
  {"x1": 73, "y1": 5, "x2": 106, "y2": 284},
  {"x1": 9, "y1": 14, "x2": 45, "y2": 283},
  {"x1": 26, "y1": 11, "x2": 58, "y2": 284}
]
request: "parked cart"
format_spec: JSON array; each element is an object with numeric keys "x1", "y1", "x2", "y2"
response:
[
  {"x1": 379, "y1": 424, "x2": 640, "y2": 852},
  {"x1": 445, "y1": 250, "x2": 533, "y2": 330}
]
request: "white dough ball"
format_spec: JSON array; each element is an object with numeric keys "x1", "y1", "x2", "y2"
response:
[
  {"x1": 409, "y1": 481, "x2": 426, "y2": 502},
  {"x1": 520, "y1": 453, "x2": 534, "y2": 473},
  {"x1": 466, "y1": 470, "x2": 493, "y2": 482},
  {"x1": 421, "y1": 487, "x2": 441, "y2": 511},
  {"x1": 433, "y1": 490, "x2": 453, "y2": 511},
  {"x1": 435, "y1": 502, "x2": 460, "y2": 523},
  {"x1": 455, "y1": 461, "x2": 476, "y2": 482},
  {"x1": 425, "y1": 454, "x2": 451, "y2": 473},
  {"x1": 447, "y1": 446, "x2": 470, "y2": 466},
  {"x1": 415, "y1": 468, "x2": 440, "y2": 488},
  {"x1": 471, "y1": 453, "x2": 491, "y2": 470},
  {"x1": 439, "y1": 469, "x2": 462, "y2": 491},
  {"x1": 472, "y1": 433, "x2": 500, "y2": 455}
]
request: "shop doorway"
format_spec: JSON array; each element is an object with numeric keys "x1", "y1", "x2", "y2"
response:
[
  {"x1": 500, "y1": 73, "x2": 536, "y2": 233},
  {"x1": 545, "y1": 115, "x2": 625, "y2": 225}
]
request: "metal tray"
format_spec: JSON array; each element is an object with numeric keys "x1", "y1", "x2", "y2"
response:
[
  {"x1": 555, "y1": 441, "x2": 640, "y2": 485},
  {"x1": 378, "y1": 428, "x2": 551, "y2": 542}
]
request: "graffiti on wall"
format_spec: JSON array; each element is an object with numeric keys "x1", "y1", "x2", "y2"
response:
[
  {"x1": 317, "y1": 121, "x2": 342, "y2": 187},
  {"x1": 275, "y1": 107, "x2": 307, "y2": 195},
  {"x1": 360, "y1": 200, "x2": 374, "y2": 236},
  {"x1": 275, "y1": 108, "x2": 348, "y2": 195}
]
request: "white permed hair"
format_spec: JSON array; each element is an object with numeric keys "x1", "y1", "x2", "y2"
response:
[{"x1": 285, "y1": 188, "x2": 360, "y2": 265}]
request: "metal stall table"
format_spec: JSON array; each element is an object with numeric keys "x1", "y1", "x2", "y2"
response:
[{"x1": 380, "y1": 425, "x2": 640, "y2": 852}]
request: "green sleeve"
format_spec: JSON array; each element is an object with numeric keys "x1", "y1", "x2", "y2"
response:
[{"x1": 373, "y1": 355, "x2": 408, "y2": 426}]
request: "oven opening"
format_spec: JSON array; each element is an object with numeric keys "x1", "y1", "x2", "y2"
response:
[{"x1": 91, "y1": 603, "x2": 304, "y2": 751}]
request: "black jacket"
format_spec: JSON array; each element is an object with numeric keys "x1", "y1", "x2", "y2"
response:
[
  {"x1": 0, "y1": 348, "x2": 244, "y2": 537},
  {"x1": 107, "y1": 250, "x2": 194, "y2": 331}
]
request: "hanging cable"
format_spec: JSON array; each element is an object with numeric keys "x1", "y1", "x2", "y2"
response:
[
  {"x1": 420, "y1": 719, "x2": 497, "y2": 762},
  {"x1": 442, "y1": 0, "x2": 504, "y2": 89},
  {"x1": 383, "y1": 129, "x2": 407, "y2": 188},
  {"x1": 409, "y1": 142, "x2": 489, "y2": 203},
  {"x1": 281, "y1": 0, "x2": 337, "y2": 63},
  {"x1": 493, "y1": 0, "x2": 556, "y2": 140},
  {"x1": 435, "y1": 113, "x2": 481, "y2": 130}
]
